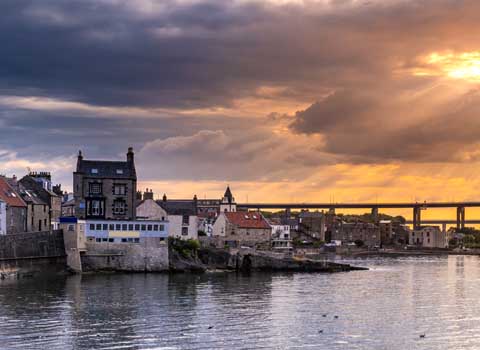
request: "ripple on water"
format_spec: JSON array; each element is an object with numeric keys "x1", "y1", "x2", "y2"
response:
[{"x1": 0, "y1": 256, "x2": 479, "y2": 349}]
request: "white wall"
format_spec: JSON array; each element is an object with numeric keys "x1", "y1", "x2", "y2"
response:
[
  {"x1": 212, "y1": 214, "x2": 227, "y2": 237},
  {"x1": 168, "y1": 215, "x2": 198, "y2": 240},
  {"x1": 136, "y1": 199, "x2": 167, "y2": 220},
  {"x1": 0, "y1": 201, "x2": 6, "y2": 235}
]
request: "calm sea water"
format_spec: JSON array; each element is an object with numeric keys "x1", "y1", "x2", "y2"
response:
[{"x1": 0, "y1": 256, "x2": 479, "y2": 349}]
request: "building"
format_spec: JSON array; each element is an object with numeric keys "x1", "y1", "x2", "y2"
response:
[
  {"x1": 379, "y1": 220, "x2": 393, "y2": 246},
  {"x1": 0, "y1": 200, "x2": 6, "y2": 235},
  {"x1": 409, "y1": 226, "x2": 449, "y2": 248},
  {"x1": 19, "y1": 187, "x2": 50, "y2": 232},
  {"x1": 269, "y1": 218, "x2": 292, "y2": 250},
  {"x1": 83, "y1": 219, "x2": 168, "y2": 243},
  {"x1": 331, "y1": 221, "x2": 381, "y2": 248},
  {"x1": 219, "y1": 186, "x2": 236, "y2": 213},
  {"x1": 212, "y1": 211, "x2": 271, "y2": 248},
  {"x1": 196, "y1": 186, "x2": 237, "y2": 216},
  {"x1": 74, "y1": 148, "x2": 137, "y2": 220},
  {"x1": 298, "y1": 210, "x2": 326, "y2": 241},
  {"x1": 18, "y1": 173, "x2": 62, "y2": 229},
  {"x1": 157, "y1": 195, "x2": 198, "y2": 240},
  {"x1": 0, "y1": 177, "x2": 27, "y2": 234},
  {"x1": 136, "y1": 191, "x2": 198, "y2": 240}
]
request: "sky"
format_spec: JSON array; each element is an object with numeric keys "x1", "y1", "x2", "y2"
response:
[{"x1": 2, "y1": 0, "x2": 480, "y2": 219}]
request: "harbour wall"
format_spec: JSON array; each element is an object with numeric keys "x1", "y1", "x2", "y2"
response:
[{"x1": 0, "y1": 230, "x2": 67, "y2": 278}]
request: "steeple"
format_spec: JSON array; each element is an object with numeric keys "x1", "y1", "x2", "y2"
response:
[{"x1": 224, "y1": 186, "x2": 233, "y2": 203}]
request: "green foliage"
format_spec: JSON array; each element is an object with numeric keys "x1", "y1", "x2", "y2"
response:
[
  {"x1": 313, "y1": 241, "x2": 325, "y2": 248},
  {"x1": 170, "y1": 237, "x2": 201, "y2": 258},
  {"x1": 197, "y1": 230, "x2": 207, "y2": 237}
]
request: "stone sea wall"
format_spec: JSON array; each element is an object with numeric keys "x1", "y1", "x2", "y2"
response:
[
  {"x1": 0, "y1": 230, "x2": 67, "y2": 278},
  {"x1": 82, "y1": 238, "x2": 169, "y2": 272}
]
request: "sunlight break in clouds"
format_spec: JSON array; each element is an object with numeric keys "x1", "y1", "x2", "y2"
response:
[{"x1": 413, "y1": 52, "x2": 480, "y2": 82}]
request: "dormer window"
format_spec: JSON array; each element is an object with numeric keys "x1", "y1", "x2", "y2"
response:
[{"x1": 91, "y1": 168, "x2": 98, "y2": 174}]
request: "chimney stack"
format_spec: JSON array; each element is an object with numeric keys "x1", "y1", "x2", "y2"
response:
[{"x1": 143, "y1": 188, "x2": 154, "y2": 201}]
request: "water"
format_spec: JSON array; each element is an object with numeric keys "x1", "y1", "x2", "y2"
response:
[{"x1": 0, "y1": 256, "x2": 479, "y2": 349}]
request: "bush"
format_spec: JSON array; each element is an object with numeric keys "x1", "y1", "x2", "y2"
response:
[{"x1": 169, "y1": 238, "x2": 200, "y2": 258}]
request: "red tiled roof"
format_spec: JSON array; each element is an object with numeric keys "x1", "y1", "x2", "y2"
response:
[
  {"x1": 0, "y1": 178, "x2": 26, "y2": 207},
  {"x1": 225, "y1": 211, "x2": 271, "y2": 229}
]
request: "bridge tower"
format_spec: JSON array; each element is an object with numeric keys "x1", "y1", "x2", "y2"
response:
[
  {"x1": 456, "y1": 206, "x2": 465, "y2": 231},
  {"x1": 413, "y1": 206, "x2": 422, "y2": 230},
  {"x1": 371, "y1": 207, "x2": 379, "y2": 223}
]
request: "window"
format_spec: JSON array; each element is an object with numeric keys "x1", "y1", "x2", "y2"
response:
[
  {"x1": 141, "y1": 224, "x2": 146, "y2": 231},
  {"x1": 113, "y1": 184, "x2": 126, "y2": 196},
  {"x1": 135, "y1": 224, "x2": 140, "y2": 230},
  {"x1": 128, "y1": 224, "x2": 134, "y2": 230},
  {"x1": 103, "y1": 224, "x2": 108, "y2": 230},
  {"x1": 102, "y1": 238, "x2": 108, "y2": 242},
  {"x1": 121, "y1": 238, "x2": 127, "y2": 242},
  {"x1": 91, "y1": 168, "x2": 98, "y2": 174},
  {"x1": 153, "y1": 224, "x2": 159, "y2": 231},
  {"x1": 89, "y1": 224, "x2": 95, "y2": 230},
  {"x1": 116, "y1": 169, "x2": 124, "y2": 175},
  {"x1": 68, "y1": 224, "x2": 75, "y2": 232},
  {"x1": 134, "y1": 238, "x2": 140, "y2": 243},
  {"x1": 115, "y1": 224, "x2": 121, "y2": 231},
  {"x1": 96, "y1": 238, "x2": 101, "y2": 242},
  {"x1": 161, "y1": 216, "x2": 165, "y2": 221},
  {"x1": 108, "y1": 238, "x2": 114, "y2": 242},
  {"x1": 182, "y1": 227, "x2": 188, "y2": 236},
  {"x1": 89, "y1": 183, "x2": 102, "y2": 195},
  {"x1": 183, "y1": 215, "x2": 189, "y2": 225},
  {"x1": 159, "y1": 225, "x2": 165, "y2": 231},
  {"x1": 147, "y1": 224, "x2": 153, "y2": 231},
  {"x1": 89, "y1": 200, "x2": 103, "y2": 216},
  {"x1": 109, "y1": 224, "x2": 114, "y2": 230},
  {"x1": 121, "y1": 224, "x2": 127, "y2": 230},
  {"x1": 113, "y1": 200, "x2": 126, "y2": 215},
  {"x1": 96, "y1": 224, "x2": 102, "y2": 230}
]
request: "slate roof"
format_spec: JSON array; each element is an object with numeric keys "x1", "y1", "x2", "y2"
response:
[
  {"x1": 0, "y1": 177, "x2": 26, "y2": 207},
  {"x1": 224, "y1": 211, "x2": 271, "y2": 229},
  {"x1": 157, "y1": 200, "x2": 197, "y2": 216},
  {"x1": 20, "y1": 189, "x2": 48, "y2": 205},
  {"x1": 77, "y1": 160, "x2": 136, "y2": 178}
]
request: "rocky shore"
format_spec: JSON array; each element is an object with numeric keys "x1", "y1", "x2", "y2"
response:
[{"x1": 169, "y1": 246, "x2": 368, "y2": 273}]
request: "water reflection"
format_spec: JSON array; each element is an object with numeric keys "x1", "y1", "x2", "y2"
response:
[{"x1": 1, "y1": 257, "x2": 480, "y2": 349}]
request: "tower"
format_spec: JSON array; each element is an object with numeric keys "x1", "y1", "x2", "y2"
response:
[{"x1": 220, "y1": 186, "x2": 236, "y2": 212}]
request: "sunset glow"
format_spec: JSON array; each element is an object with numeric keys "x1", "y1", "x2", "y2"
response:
[{"x1": 415, "y1": 51, "x2": 480, "y2": 81}]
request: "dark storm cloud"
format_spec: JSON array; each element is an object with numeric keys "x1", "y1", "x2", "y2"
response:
[
  {"x1": 4, "y1": 0, "x2": 480, "y2": 182},
  {"x1": 4, "y1": 0, "x2": 479, "y2": 109}
]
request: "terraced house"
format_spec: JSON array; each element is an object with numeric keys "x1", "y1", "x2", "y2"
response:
[{"x1": 74, "y1": 148, "x2": 137, "y2": 220}]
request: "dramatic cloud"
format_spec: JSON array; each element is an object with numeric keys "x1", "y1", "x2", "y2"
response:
[{"x1": 2, "y1": 0, "x2": 480, "y2": 208}]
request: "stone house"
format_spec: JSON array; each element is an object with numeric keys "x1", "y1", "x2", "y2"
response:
[
  {"x1": 19, "y1": 187, "x2": 50, "y2": 232},
  {"x1": 212, "y1": 211, "x2": 271, "y2": 248},
  {"x1": 331, "y1": 221, "x2": 381, "y2": 248},
  {"x1": 18, "y1": 173, "x2": 62, "y2": 229},
  {"x1": 409, "y1": 226, "x2": 449, "y2": 248},
  {"x1": 74, "y1": 148, "x2": 137, "y2": 220},
  {"x1": 0, "y1": 177, "x2": 27, "y2": 234},
  {"x1": 298, "y1": 210, "x2": 326, "y2": 241}
]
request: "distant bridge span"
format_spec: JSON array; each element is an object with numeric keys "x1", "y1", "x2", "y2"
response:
[{"x1": 237, "y1": 202, "x2": 480, "y2": 230}]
